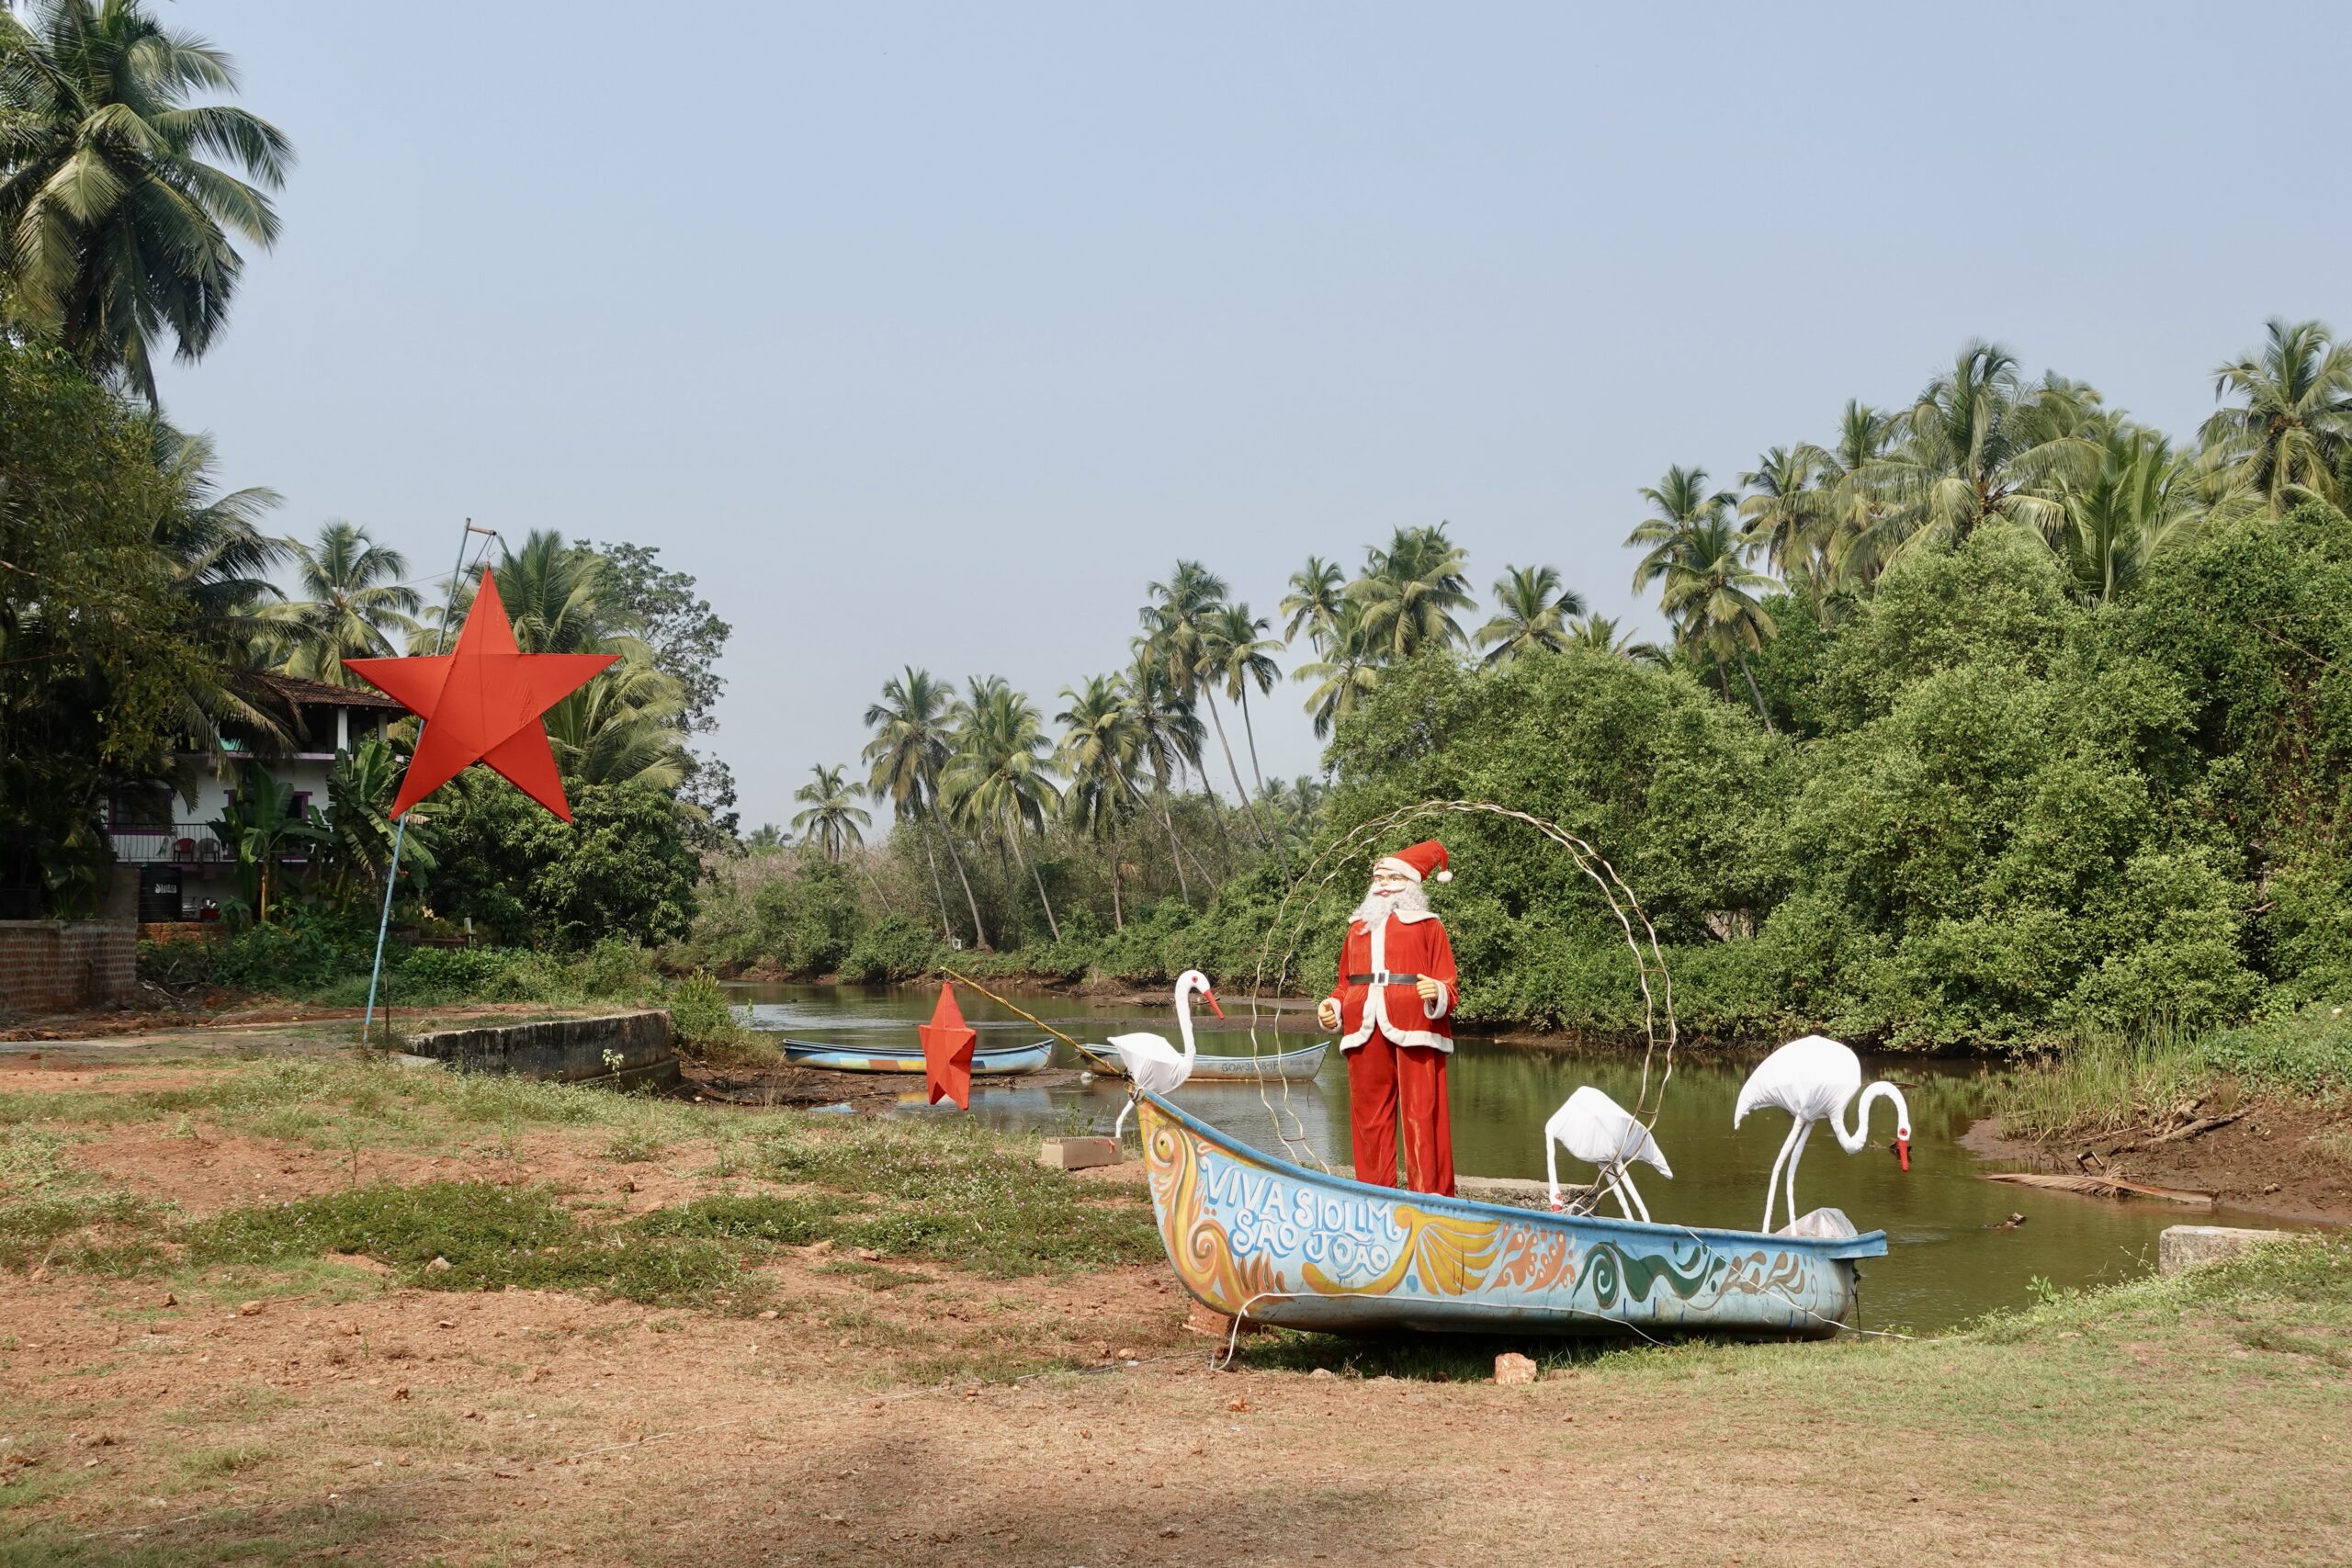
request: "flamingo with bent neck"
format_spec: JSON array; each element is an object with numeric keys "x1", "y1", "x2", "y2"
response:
[
  {"x1": 1107, "y1": 968, "x2": 1220, "y2": 1138},
  {"x1": 1734, "y1": 1033, "x2": 1912, "y2": 1234},
  {"x1": 1544, "y1": 1085, "x2": 1672, "y2": 1221}
]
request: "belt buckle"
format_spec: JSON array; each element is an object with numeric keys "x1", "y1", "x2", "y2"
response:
[{"x1": 1372, "y1": 970, "x2": 1391, "y2": 986}]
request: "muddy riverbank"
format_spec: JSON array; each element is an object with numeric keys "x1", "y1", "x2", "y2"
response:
[{"x1": 1967, "y1": 1099, "x2": 2352, "y2": 1226}]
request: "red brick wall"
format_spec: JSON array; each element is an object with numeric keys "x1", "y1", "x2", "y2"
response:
[{"x1": 0, "y1": 921, "x2": 138, "y2": 1018}]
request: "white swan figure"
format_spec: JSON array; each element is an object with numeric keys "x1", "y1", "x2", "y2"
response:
[
  {"x1": 1107, "y1": 968, "x2": 1219, "y2": 1138},
  {"x1": 1543, "y1": 1085, "x2": 1671, "y2": 1220},
  {"x1": 1734, "y1": 1033, "x2": 1912, "y2": 1235}
]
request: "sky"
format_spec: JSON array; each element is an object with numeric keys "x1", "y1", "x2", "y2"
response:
[{"x1": 154, "y1": 1, "x2": 2352, "y2": 829}]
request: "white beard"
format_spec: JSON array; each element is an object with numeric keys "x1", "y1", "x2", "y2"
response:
[{"x1": 1351, "y1": 881, "x2": 1430, "y2": 927}]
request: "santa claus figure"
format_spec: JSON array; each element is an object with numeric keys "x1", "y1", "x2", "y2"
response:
[{"x1": 1317, "y1": 840, "x2": 1459, "y2": 1196}]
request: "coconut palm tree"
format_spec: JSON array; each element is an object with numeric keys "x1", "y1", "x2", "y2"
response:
[
  {"x1": 1564, "y1": 613, "x2": 1669, "y2": 665},
  {"x1": 1631, "y1": 501, "x2": 1780, "y2": 728},
  {"x1": 1349, "y1": 523, "x2": 1474, "y2": 661},
  {"x1": 1280, "y1": 556, "x2": 1346, "y2": 650},
  {"x1": 1056, "y1": 673, "x2": 1142, "y2": 928},
  {"x1": 2055, "y1": 430, "x2": 2202, "y2": 604},
  {"x1": 790, "y1": 763, "x2": 870, "y2": 862},
  {"x1": 864, "y1": 666, "x2": 984, "y2": 946},
  {"x1": 1294, "y1": 597, "x2": 1380, "y2": 739},
  {"x1": 1737, "y1": 446, "x2": 1832, "y2": 592},
  {"x1": 2200, "y1": 318, "x2": 2352, "y2": 515},
  {"x1": 543, "y1": 658, "x2": 687, "y2": 789},
  {"x1": 1845, "y1": 342, "x2": 2102, "y2": 577},
  {"x1": 270, "y1": 521, "x2": 421, "y2": 685},
  {"x1": 430, "y1": 530, "x2": 616, "y2": 656},
  {"x1": 1815, "y1": 400, "x2": 1897, "y2": 589},
  {"x1": 1140, "y1": 560, "x2": 1266, "y2": 852},
  {"x1": 745, "y1": 823, "x2": 787, "y2": 852},
  {"x1": 1474, "y1": 564, "x2": 1585, "y2": 666},
  {"x1": 1123, "y1": 656, "x2": 1207, "y2": 902},
  {"x1": 1626, "y1": 466, "x2": 1737, "y2": 580},
  {"x1": 428, "y1": 530, "x2": 694, "y2": 795},
  {"x1": 0, "y1": 0, "x2": 292, "y2": 405},
  {"x1": 147, "y1": 425, "x2": 291, "y2": 750},
  {"x1": 1209, "y1": 600, "x2": 1284, "y2": 864},
  {"x1": 944, "y1": 677, "x2": 1063, "y2": 942}
]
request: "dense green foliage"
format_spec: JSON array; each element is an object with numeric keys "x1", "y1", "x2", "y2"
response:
[
  {"x1": 0, "y1": 338, "x2": 198, "y2": 911},
  {"x1": 427, "y1": 776, "x2": 700, "y2": 950},
  {"x1": 709, "y1": 325, "x2": 2352, "y2": 1057}
]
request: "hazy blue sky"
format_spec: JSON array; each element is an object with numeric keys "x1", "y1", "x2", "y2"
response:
[{"x1": 162, "y1": 2, "x2": 2349, "y2": 827}]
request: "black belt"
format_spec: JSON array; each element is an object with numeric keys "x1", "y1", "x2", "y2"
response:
[{"x1": 1346, "y1": 972, "x2": 1427, "y2": 986}]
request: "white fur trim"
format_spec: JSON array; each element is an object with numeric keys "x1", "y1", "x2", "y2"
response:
[
  {"x1": 1335, "y1": 916, "x2": 1455, "y2": 1055},
  {"x1": 1427, "y1": 980, "x2": 1451, "y2": 1020},
  {"x1": 1433, "y1": 869, "x2": 1453, "y2": 883},
  {"x1": 1374, "y1": 855, "x2": 1421, "y2": 883}
]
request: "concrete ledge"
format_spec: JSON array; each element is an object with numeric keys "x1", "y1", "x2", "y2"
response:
[
  {"x1": 2158, "y1": 1224, "x2": 2305, "y2": 1277},
  {"x1": 400, "y1": 1010, "x2": 678, "y2": 1089}
]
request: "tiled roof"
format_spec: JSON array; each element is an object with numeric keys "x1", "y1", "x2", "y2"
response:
[{"x1": 250, "y1": 672, "x2": 408, "y2": 713}]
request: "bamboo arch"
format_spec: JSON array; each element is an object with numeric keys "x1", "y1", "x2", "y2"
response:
[{"x1": 1238, "y1": 799, "x2": 1679, "y2": 1179}]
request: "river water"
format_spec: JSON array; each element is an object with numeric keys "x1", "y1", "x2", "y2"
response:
[{"x1": 727, "y1": 981, "x2": 2281, "y2": 1332}]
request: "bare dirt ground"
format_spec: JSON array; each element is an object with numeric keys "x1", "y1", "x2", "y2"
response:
[{"x1": 4, "y1": 1055, "x2": 2351, "y2": 1564}]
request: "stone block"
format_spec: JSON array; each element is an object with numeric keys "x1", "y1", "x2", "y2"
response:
[
  {"x1": 1494, "y1": 1352, "x2": 1538, "y2": 1386},
  {"x1": 2157, "y1": 1224, "x2": 2306, "y2": 1277},
  {"x1": 400, "y1": 1010, "x2": 676, "y2": 1088},
  {"x1": 1037, "y1": 1135, "x2": 1121, "y2": 1170}
]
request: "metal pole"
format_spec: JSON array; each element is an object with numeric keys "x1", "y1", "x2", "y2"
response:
[{"x1": 362, "y1": 520, "x2": 495, "y2": 1044}]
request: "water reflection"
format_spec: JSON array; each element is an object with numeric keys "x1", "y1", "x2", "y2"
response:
[{"x1": 729, "y1": 981, "x2": 2291, "y2": 1331}]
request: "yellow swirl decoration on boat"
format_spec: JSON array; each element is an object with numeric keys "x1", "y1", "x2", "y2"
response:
[
  {"x1": 1140, "y1": 1100, "x2": 1283, "y2": 1312},
  {"x1": 1301, "y1": 1204, "x2": 1499, "y2": 1298}
]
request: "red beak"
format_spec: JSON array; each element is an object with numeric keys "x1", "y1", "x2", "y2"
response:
[
  {"x1": 1895, "y1": 1135, "x2": 1911, "y2": 1172},
  {"x1": 1203, "y1": 990, "x2": 1224, "y2": 1019}
]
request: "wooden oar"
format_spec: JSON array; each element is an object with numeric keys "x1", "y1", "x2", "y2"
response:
[{"x1": 935, "y1": 969, "x2": 1118, "y2": 1072}]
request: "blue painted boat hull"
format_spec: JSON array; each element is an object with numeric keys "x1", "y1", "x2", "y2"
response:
[
  {"x1": 1138, "y1": 1093, "x2": 1884, "y2": 1339},
  {"x1": 779, "y1": 1039, "x2": 1052, "y2": 1076}
]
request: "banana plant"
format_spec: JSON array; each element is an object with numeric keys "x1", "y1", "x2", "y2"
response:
[{"x1": 206, "y1": 767, "x2": 328, "y2": 925}]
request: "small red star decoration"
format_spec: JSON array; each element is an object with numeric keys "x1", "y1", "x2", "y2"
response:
[
  {"x1": 919, "y1": 983, "x2": 978, "y2": 1110},
  {"x1": 347, "y1": 569, "x2": 616, "y2": 821}
]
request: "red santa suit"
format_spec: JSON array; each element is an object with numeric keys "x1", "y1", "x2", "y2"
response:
[{"x1": 1329, "y1": 840, "x2": 1458, "y2": 1196}]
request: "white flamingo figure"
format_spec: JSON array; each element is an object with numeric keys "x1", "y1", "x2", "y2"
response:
[
  {"x1": 1734, "y1": 1033, "x2": 1913, "y2": 1235},
  {"x1": 1544, "y1": 1085, "x2": 1671, "y2": 1220},
  {"x1": 1106, "y1": 968, "x2": 1221, "y2": 1137}
]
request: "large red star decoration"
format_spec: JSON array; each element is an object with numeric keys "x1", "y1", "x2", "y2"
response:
[
  {"x1": 918, "y1": 983, "x2": 978, "y2": 1110},
  {"x1": 347, "y1": 570, "x2": 615, "y2": 822}
]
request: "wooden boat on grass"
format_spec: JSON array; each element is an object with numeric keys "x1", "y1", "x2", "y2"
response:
[
  {"x1": 779, "y1": 1038, "x2": 1052, "y2": 1077},
  {"x1": 1089, "y1": 1040, "x2": 1329, "y2": 1081},
  {"x1": 1138, "y1": 1093, "x2": 1885, "y2": 1339}
]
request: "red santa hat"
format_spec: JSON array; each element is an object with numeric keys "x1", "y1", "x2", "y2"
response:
[{"x1": 1376, "y1": 840, "x2": 1452, "y2": 884}]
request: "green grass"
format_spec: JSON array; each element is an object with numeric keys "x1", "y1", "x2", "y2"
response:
[
  {"x1": 0, "y1": 1191, "x2": 164, "y2": 1273},
  {"x1": 751, "y1": 1117, "x2": 1162, "y2": 1275},
  {"x1": 0, "y1": 1057, "x2": 1159, "y2": 1311},
  {"x1": 179, "y1": 1180, "x2": 766, "y2": 1312},
  {"x1": 1991, "y1": 1007, "x2": 2352, "y2": 1138},
  {"x1": 0, "y1": 1504, "x2": 398, "y2": 1566},
  {"x1": 631, "y1": 1191, "x2": 856, "y2": 1246}
]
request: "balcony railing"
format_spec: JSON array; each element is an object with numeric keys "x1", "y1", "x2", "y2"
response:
[{"x1": 108, "y1": 826, "x2": 311, "y2": 866}]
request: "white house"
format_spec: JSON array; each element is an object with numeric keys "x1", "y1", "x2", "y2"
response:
[{"x1": 105, "y1": 674, "x2": 409, "y2": 921}]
